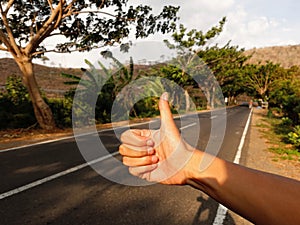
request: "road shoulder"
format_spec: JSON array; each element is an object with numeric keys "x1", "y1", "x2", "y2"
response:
[
  {"x1": 230, "y1": 108, "x2": 300, "y2": 225},
  {"x1": 244, "y1": 108, "x2": 300, "y2": 179}
]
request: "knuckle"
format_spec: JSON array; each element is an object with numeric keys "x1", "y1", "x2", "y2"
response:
[{"x1": 143, "y1": 156, "x2": 152, "y2": 164}]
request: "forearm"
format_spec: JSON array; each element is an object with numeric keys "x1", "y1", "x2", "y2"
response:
[{"x1": 186, "y1": 151, "x2": 300, "y2": 225}]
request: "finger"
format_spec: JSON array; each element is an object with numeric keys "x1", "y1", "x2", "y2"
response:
[
  {"x1": 128, "y1": 164, "x2": 158, "y2": 177},
  {"x1": 120, "y1": 129, "x2": 154, "y2": 147},
  {"x1": 159, "y1": 92, "x2": 180, "y2": 136},
  {"x1": 122, "y1": 155, "x2": 159, "y2": 167},
  {"x1": 119, "y1": 144, "x2": 155, "y2": 157}
]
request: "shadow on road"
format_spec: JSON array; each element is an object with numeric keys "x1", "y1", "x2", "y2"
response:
[{"x1": 192, "y1": 194, "x2": 236, "y2": 225}]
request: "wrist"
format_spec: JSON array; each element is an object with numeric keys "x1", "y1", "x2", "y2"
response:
[
  {"x1": 184, "y1": 150, "x2": 227, "y2": 194},
  {"x1": 184, "y1": 150, "x2": 204, "y2": 181}
]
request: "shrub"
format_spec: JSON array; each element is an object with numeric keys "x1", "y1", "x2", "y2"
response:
[
  {"x1": 5, "y1": 75, "x2": 30, "y2": 105},
  {"x1": 281, "y1": 117, "x2": 293, "y2": 127},
  {"x1": 0, "y1": 76, "x2": 36, "y2": 129},
  {"x1": 48, "y1": 97, "x2": 73, "y2": 128},
  {"x1": 287, "y1": 125, "x2": 300, "y2": 149}
]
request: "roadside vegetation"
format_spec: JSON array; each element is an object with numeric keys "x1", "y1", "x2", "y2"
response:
[{"x1": 256, "y1": 115, "x2": 300, "y2": 161}]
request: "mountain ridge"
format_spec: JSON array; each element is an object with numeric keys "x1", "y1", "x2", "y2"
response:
[
  {"x1": 0, "y1": 44, "x2": 299, "y2": 96},
  {"x1": 244, "y1": 44, "x2": 300, "y2": 68}
]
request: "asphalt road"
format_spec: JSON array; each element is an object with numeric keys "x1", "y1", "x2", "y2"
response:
[{"x1": 0, "y1": 106, "x2": 251, "y2": 225}]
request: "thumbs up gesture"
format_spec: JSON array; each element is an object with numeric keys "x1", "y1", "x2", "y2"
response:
[{"x1": 119, "y1": 93, "x2": 198, "y2": 184}]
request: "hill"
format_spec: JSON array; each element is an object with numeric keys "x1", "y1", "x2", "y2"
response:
[
  {"x1": 0, "y1": 58, "x2": 82, "y2": 97},
  {"x1": 1, "y1": 45, "x2": 300, "y2": 97},
  {"x1": 244, "y1": 45, "x2": 300, "y2": 68}
]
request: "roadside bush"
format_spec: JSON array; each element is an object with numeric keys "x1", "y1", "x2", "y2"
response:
[
  {"x1": 269, "y1": 80, "x2": 300, "y2": 125},
  {"x1": 5, "y1": 75, "x2": 29, "y2": 105},
  {"x1": 132, "y1": 97, "x2": 160, "y2": 118},
  {"x1": 281, "y1": 117, "x2": 293, "y2": 127},
  {"x1": 288, "y1": 125, "x2": 300, "y2": 149},
  {"x1": 48, "y1": 97, "x2": 73, "y2": 128},
  {"x1": 0, "y1": 76, "x2": 36, "y2": 129}
]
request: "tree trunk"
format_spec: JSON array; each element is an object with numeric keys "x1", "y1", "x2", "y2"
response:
[
  {"x1": 184, "y1": 89, "x2": 190, "y2": 112},
  {"x1": 16, "y1": 57, "x2": 56, "y2": 130},
  {"x1": 211, "y1": 85, "x2": 215, "y2": 109}
]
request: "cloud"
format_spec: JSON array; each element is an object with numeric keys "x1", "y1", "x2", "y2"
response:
[
  {"x1": 214, "y1": 3, "x2": 300, "y2": 49},
  {"x1": 247, "y1": 17, "x2": 271, "y2": 35}
]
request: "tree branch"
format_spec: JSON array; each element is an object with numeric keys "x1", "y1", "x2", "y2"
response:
[
  {"x1": 29, "y1": 12, "x2": 37, "y2": 42},
  {"x1": 98, "y1": 0, "x2": 105, "y2": 9},
  {"x1": 69, "y1": 10, "x2": 135, "y2": 22},
  {"x1": 47, "y1": 0, "x2": 54, "y2": 12},
  {"x1": 32, "y1": 44, "x2": 106, "y2": 57},
  {"x1": 25, "y1": 1, "x2": 64, "y2": 55},
  {"x1": 0, "y1": 4, "x2": 21, "y2": 57},
  {"x1": 63, "y1": 0, "x2": 76, "y2": 15},
  {"x1": 4, "y1": 0, "x2": 14, "y2": 14},
  {"x1": 53, "y1": 1, "x2": 63, "y2": 29}
]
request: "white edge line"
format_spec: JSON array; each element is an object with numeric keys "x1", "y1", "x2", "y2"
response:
[
  {"x1": 234, "y1": 108, "x2": 253, "y2": 164},
  {"x1": 0, "y1": 151, "x2": 119, "y2": 200},
  {"x1": 213, "y1": 108, "x2": 253, "y2": 225},
  {"x1": 179, "y1": 123, "x2": 197, "y2": 130}
]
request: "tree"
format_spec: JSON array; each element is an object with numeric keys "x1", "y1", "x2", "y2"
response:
[
  {"x1": 198, "y1": 43, "x2": 249, "y2": 103},
  {"x1": 0, "y1": 0, "x2": 179, "y2": 129},
  {"x1": 269, "y1": 69, "x2": 300, "y2": 125},
  {"x1": 242, "y1": 62, "x2": 287, "y2": 100},
  {"x1": 162, "y1": 17, "x2": 227, "y2": 109}
]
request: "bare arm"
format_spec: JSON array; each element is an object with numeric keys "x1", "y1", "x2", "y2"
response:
[
  {"x1": 185, "y1": 151, "x2": 300, "y2": 225},
  {"x1": 119, "y1": 93, "x2": 300, "y2": 225}
]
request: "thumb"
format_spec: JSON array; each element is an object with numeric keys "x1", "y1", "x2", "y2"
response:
[{"x1": 159, "y1": 92, "x2": 180, "y2": 135}]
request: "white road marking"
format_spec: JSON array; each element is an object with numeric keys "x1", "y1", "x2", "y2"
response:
[
  {"x1": 233, "y1": 109, "x2": 253, "y2": 164},
  {"x1": 212, "y1": 108, "x2": 253, "y2": 225},
  {"x1": 0, "y1": 121, "x2": 198, "y2": 200},
  {"x1": 0, "y1": 152, "x2": 119, "y2": 200},
  {"x1": 0, "y1": 107, "x2": 229, "y2": 200},
  {"x1": 180, "y1": 123, "x2": 197, "y2": 130}
]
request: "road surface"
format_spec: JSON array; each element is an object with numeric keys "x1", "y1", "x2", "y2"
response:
[{"x1": 0, "y1": 106, "x2": 251, "y2": 225}]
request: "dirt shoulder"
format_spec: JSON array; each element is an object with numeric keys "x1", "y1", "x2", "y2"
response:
[
  {"x1": 230, "y1": 108, "x2": 300, "y2": 225},
  {"x1": 244, "y1": 108, "x2": 300, "y2": 180}
]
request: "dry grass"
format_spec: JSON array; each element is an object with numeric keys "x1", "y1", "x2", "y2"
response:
[{"x1": 244, "y1": 45, "x2": 300, "y2": 68}]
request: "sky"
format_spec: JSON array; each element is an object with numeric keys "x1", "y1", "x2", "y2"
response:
[{"x1": 2, "y1": 0, "x2": 299, "y2": 68}]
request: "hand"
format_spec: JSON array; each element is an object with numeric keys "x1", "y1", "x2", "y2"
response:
[{"x1": 119, "y1": 93, "x2": 197, "y2": 185}]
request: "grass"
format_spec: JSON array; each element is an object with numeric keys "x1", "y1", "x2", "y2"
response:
[{"x1": 256, "y1": 112, "x2": 300, "y2": 162}]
